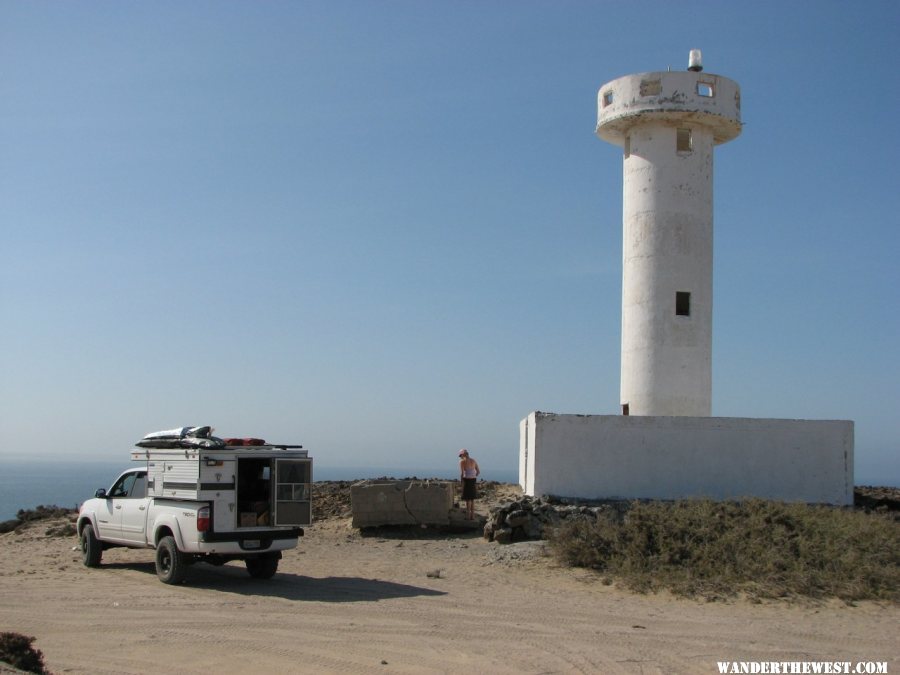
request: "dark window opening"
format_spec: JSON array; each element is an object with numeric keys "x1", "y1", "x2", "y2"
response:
[
  {"x1": 676, "y1": 128, "x2": 692, "y2": 153},
  {"x1": 676, "y1": 292, "x2": 691, "y2": 316}
]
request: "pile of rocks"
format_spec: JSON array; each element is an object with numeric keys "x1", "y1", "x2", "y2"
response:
[{"x1": 483, "y1": 495, "x2": 629, "y2": 544}]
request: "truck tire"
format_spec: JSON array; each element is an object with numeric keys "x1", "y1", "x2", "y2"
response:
[
  {"x1": 81, "y1": 523, "x2": 102, "y2": 567},
  {"x1": 155, "y1": 536, "x2": 187, "y2": 584},
  {"x1": 245, "y1": 553, "x2": 279, "y2": 579}
]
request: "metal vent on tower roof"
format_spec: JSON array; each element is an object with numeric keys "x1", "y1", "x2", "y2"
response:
[{"x1": 688, "y1": 49, "x2": 703, "y2": 72}]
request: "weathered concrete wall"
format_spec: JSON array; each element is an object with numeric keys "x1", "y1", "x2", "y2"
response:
[
  {"x1": 519, "y1": 412, "x2": 854, "y2": 505},
  {"x1": 350, "y1": 480, "x2": 454, "y2": 528}
]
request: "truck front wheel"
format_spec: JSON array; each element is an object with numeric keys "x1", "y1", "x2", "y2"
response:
[
  {"x1": 245, "y1": 553, "x2": 280, "y2": 579},
  {"x1": 155, "y1": 536, "x2": 187, "y2": 584},
  {"x1": 81, "y1": 523, "x2": 102, "y2": 567}
]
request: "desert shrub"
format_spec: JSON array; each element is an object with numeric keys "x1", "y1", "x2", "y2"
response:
[
  {"x1": 16, "y1": 506, "x2": 76, "y2": 523},
  {"x1": 0, "y1": 632, "x2": 47, "y2": 674},
  {"x1": 0, "y1": 506, "x2": 77, "y2": 536},
  {"x1": 45, "y1": 523, "x2": 77, "y2": 538},
  {"x1": 549, "y1": 499, "x2": 900, "y2": 602},
  {"x1": 0, "y1": 519, "x2": 22, "y2": 534}
]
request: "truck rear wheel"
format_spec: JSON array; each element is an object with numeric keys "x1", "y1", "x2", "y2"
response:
[
  {"x1": 245, "y1": 553, "x2": 279, "y2": 579},
  {"x1": 81, "y1": 523, "x2": 102, "y2": 567},
  {"x1": 155, "y1": 536, "x2": 187, "y2": 584}
]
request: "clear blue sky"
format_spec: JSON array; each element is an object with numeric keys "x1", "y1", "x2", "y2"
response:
[{"x1": 2, "y1": 1, "x2": 898, "y2": 485}]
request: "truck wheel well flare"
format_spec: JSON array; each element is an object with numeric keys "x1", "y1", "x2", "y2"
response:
[{"x1": 155, "y1": 527, "x2": 174, "y2": 545}]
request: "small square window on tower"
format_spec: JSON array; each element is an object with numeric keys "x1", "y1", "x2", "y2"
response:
[
  {"x1": 602, "y1": 90, "x2": 614, "y2": 107},
  {"x1": 697, "y1": 81, "x2": 715, "y2": 97},
  {"x1": 676, "y1": 128, "x2": 692, "y2": 153},
  {"x1": 676, "y1": 292, "x2": 691, "y2": 316}
]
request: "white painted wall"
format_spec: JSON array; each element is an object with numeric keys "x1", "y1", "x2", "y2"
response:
[
  {"x1": 519, "y1": 412, "x2": 854, "y2": 505},
  {"x1": 596, "y1": 70, "x2": 741, "y2": 416}
]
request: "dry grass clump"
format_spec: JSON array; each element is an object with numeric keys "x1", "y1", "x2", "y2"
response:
[
  {"x1": 15, "y1": 505, "x2": 75, "y2": 522},
  {"x1": 0, "y1": 632, "x2": 47, "y2": 674},
  {"x1": 548, "y1": 499, "x2": 899, "y2": 602}
]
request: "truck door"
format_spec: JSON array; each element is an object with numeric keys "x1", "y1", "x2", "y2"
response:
[
  {"x1": 273, "y1": 459, "x2": 311, "y2": 526},
  {"x1": 118, "y1": 472, "x2": 150, "y2": 544},
  {"x1": 94, "y1": 492, "x2": 119, "y2": 540},
  {"x1": 99, "y1": 470, "x2": 146, "y2": 541}
]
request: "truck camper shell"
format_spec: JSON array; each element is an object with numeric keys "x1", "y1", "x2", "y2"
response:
[{"x1": 130, "y1": 444, "x2": 312, "y2": 530}]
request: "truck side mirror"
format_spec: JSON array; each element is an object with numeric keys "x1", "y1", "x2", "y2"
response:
[{"x1": 95, "y1": 488, "x2": 108, "y2": 498}]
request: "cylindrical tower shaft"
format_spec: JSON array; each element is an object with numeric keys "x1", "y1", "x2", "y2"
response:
[
  {"x1": 597, "y1": 60, "x2": 741, "y2": 416},
  {"x1": 621, "y1": 124, "x2": 714, "y2": 416}
]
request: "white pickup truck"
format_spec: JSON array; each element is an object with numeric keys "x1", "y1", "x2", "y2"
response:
[{"x1": 77, "y1": 441, "x2": 312, "y2": 584}]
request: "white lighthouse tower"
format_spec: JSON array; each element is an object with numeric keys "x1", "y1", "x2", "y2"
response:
[
  {"x1": 597, "y1": 50, "x2": 742, "y2": 416},
  {"x1": 518, "y1": 51, "x2": 852, "y2": 506}
]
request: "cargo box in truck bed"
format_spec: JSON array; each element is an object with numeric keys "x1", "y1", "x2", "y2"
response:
[{"x1": 130, "y1": 445, "x2": 312, "y2": 528}]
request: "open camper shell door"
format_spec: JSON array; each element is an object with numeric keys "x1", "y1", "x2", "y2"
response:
[{"x1": 274, "y1": 458, "x2": 312, "y2": 526}]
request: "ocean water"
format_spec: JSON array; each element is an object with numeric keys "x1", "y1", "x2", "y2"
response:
[{"x1": 0, "y1": 458, "x2": 517, "y2": 521}]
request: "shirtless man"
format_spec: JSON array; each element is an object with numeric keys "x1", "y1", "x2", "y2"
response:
[{"x1": 458, "y1": 448, "x2": 480, "y2": 520}]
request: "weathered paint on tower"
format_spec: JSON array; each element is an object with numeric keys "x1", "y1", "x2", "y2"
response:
[{"x1": 597, "y1": 52, "x2": 741, "y2": 416}]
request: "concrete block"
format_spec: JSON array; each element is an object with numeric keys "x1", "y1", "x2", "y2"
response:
[{"x1": 350, "y1": 480, "x2": 454, "y2": 528}]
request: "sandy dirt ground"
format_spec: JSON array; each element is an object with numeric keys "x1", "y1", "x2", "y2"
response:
[{"x1": 1, "y1": 487, "x2": 897, "y2": 675}]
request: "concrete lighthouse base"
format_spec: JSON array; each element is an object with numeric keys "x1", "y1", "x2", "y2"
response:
[{"x1": 518, "y1": 412, "x2": 854, "y2": 505}]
